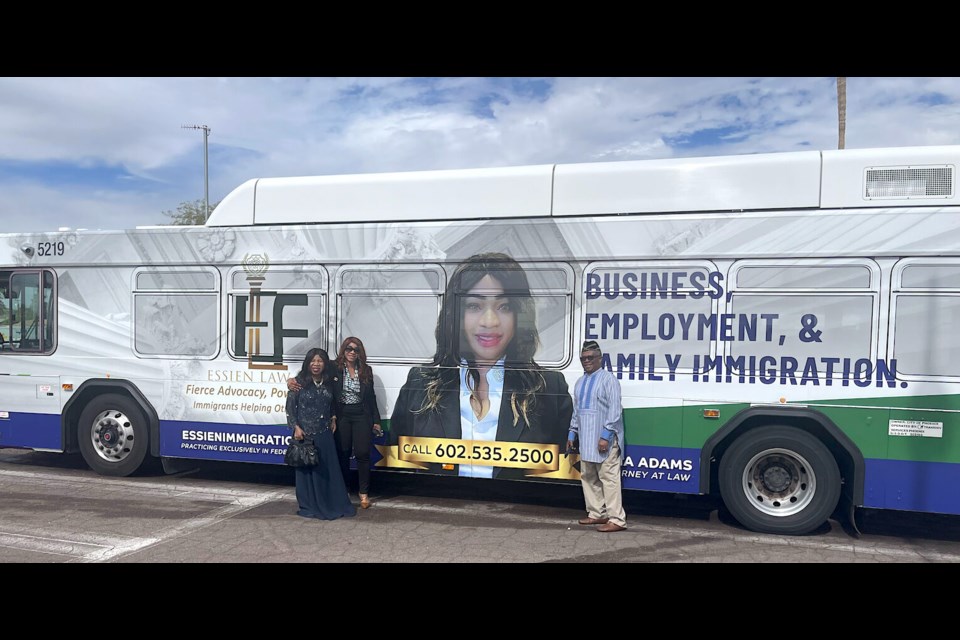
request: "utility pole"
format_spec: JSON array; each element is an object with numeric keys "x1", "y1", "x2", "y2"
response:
[
  {"x1": 181, "y1": 124, "x2": 211, "y2": 221},
  {"x1": 836, "y1": 78, "x2": 846, "y2": 150}
]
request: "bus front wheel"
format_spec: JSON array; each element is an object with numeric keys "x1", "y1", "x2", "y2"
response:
[
  {"x1": 77, "y1": 394, "x2": 149, "y2": 477},
  {"x1": 718, "y1": 426, "x2": 840, "y2": 535}
]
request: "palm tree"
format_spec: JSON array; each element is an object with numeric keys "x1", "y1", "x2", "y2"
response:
[{"x1": 837, "y1": 77, "x2": 846, "y2": 149}]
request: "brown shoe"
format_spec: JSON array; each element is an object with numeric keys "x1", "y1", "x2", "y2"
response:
[
  {"x1": 578, "y1": 517, "x2": 609, "y2": 525},
  {"x1": 360, "y1": 496, "x2": 371, "y2": 509},
  {"x1": 596, "y1": 522, "x2": 626, "y2": 532}
]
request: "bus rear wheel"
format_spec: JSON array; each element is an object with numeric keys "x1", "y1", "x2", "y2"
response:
[
  {"x1": 718, "y1": 426, "x2": 840, "y2": 535},
  {"x1": 77, "y1": 394, "x2": 149, "y2": 477}
]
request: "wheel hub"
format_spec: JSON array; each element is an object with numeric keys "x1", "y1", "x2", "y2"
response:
[
  {"x1": 98, "y1": 422, "x2": 121, "y2": 447},
  {"x1": 91, "y1": 410, "x2": 134, "y2": 462},
  {"x1": 757, "y1": 456, "x2": 795, "y2": 494},
  {"x1": 741, "y1": 447, "x2": 816, "y2": 517}
]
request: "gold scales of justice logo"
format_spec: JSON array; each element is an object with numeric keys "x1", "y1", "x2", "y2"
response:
[{"x1": 241, "y1": 253, "x2": 287, "y2": 371}]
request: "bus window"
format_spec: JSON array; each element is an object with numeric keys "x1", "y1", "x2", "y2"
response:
[
  {"x1": 0, "y1": 273, "x2": 7, "y2": 348},
  {"x1": 336, "y1": 265, "x2": 444, "y2": 363},
  {"x1": 892, "y1": 259, "x2": 960, "y2": 379},
  {"x1": 133, "y1": 267, "x2": 220, "y2": 358},
  {"x1": 512, "y1": 263, "x2": 573, "y2": 367},
  {"x1": 42, "y1": 271, "x2": 54, "y2": 350},
  {"x1": 584, "y1": 261, "x2": 720, "y2": 373},
  {"x1": 727, "y1": 260, "x2": 879, "y2": 377},
  {"x1": 0, "y1": 269, "x2": 56, "y2": 354},
  {"x1": 228, "y1": 265, "x2": 328, "y2": 363}
]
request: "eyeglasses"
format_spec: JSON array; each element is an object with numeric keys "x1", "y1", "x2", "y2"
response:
[
  {"x1": 580, "y1": 355, "x2": 598, "y2": 362},
  {"x1": 344, "y1": 346, "x2": 359, "y2": 353}
]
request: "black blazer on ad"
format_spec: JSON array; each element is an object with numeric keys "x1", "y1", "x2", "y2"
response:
[{"x1": 389, "y1": 366, "x2": 572, "y2": 478}]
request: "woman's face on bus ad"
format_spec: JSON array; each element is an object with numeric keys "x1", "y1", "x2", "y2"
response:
[{"x1": 461, "y1": 274, "x2": 515, "y2": 363}]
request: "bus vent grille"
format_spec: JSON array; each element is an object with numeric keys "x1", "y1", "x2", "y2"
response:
[{"x1": 864, "y1": 166, "x2": 953, "y2": 199}]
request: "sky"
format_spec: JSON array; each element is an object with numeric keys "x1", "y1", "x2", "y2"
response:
[{"x1": 1, "y1": 76, "x2": 958, "y2": 234}]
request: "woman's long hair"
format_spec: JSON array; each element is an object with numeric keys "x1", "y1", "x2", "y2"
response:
[
  {"x1": 297, "y1": 348, "x2": 334, "y2": 388},
  {"x1": 419, "y1": 252, "x2": 544, "y2": 426},
  {"x1": 336, "y1": 336, "x2": 373, "y2": 384}
]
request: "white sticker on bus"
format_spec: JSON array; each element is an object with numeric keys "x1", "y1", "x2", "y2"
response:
[{"x1": 888, "y1": 420, "x2": 943, "y2": 438}]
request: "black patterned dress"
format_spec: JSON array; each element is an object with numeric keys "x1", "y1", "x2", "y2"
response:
[{"x1": 286, "y1": 377, "x2": 356, "y2": 520}]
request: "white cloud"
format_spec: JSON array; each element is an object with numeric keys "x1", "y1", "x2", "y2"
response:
[{"x1": 1, "y1": 76, "x2": 958, "y2": 233}]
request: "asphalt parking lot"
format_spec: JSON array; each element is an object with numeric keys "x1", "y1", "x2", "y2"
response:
[{"x1": 2, "y1": 448, "x2": 960, "y2": 563}]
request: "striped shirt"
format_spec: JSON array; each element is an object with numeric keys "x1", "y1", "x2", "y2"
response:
[{"x1": 568, "y1": 368, "x2": 624, "y2": 464}]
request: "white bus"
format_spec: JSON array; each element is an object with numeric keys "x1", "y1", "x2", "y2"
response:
[{"x1": 2, "y1": 144, "x2": 958, "y2": 535}]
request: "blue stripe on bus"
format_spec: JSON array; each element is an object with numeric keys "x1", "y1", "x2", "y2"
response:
[
  {"x1": 0, "y1": 411, "x2": 62, "y2": 450},
  {"x1": 156, "y1": 423, "x2": 960, "y2": 516},
  {"x1": 161, "y1": 420, "x2": 392, "y2": 467},
  {"x1": 160, "y1": 420, "x2": 291, "y2": 463},
  {"x1": 622, "y1": 451, "x2": 960, "y2": 515},
  {"x1": 864, "y1": 458, "x2": 960, "y2": 514},
  {"x1": 621, "y1": 444, "x2": 699, "y2": 493}
]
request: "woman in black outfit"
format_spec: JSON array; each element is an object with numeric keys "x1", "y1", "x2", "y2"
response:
[
  {"x1": 288, "y1": 337, "x2": 382, "y2": 509},
  {"x1": 332, "y1": 336, "x2": 382, "y2": 509},
  {"x1": 285, "y1": 348, "x2": 356, "y2": 520}
]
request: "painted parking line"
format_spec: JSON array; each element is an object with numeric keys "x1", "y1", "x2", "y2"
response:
[
  {"x1": 0, "y1": 468, "x2": 290, "y2": 562},
  {"x1": 0, "y1": 467, "x2": 291, "y2": 502},
  {"x1": 0, "y1": 531, "x2": 114, "y2": 559},
  {"x1": 1, "y1": 467, "x2": 958, "y2": 562}
]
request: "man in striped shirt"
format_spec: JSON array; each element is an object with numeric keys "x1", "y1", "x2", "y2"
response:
[{"x1": 567, "y1": 340, "x2": 627, "y2": 532}]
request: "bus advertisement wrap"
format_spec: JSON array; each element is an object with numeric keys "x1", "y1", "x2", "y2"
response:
[{"x1": 4, "y1": 144, "x2": 960, "y2": 535}]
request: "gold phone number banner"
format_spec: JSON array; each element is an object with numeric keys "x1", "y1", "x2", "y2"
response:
[{"x1": 397, "y1": 436, "x2": 561, "y2": 471}]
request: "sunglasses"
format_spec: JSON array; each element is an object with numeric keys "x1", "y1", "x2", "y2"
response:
[
  {"x1": 343, "y1": 346, "x2": 359, "y2": 353},
  {"x1": 580, "y1": 355, "x2": 598, "y2": 362}
]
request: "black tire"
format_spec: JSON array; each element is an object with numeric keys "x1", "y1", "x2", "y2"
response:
[
  {"x1": 718, "y1": 426, "x2": 840, "y2": 535},
  {"x1": 77, "y1": 393, "x2": 150, "y2": 477}
]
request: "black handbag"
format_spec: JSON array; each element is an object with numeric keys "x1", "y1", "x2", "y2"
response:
[{"x1": 284, "y1": 438, "x2": 319, "y2": 468}]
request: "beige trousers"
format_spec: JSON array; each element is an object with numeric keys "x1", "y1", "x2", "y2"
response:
[{"x1": 579, "y1": 436, "x2": 626, "y2": 527}]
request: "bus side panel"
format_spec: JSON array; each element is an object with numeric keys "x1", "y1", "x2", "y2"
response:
[
  {"x1": 0, "y1": 411, "x2": 61, "y2": 449},
  {"x1": 819, "y1": 397, "x2": 960, "y2": 514},
  {"x1": 159, "y1": 419, "x2": 290, "y2": 464},
  {"x1": 869, "y1": 403, "x2": 960, "y2": 513},
  {"x1": 621, "y1": 402, "x2": 698, "y2": 493},
  {"x1": 865, "y1": 459, "x2": 960, "y2": 513},
  {"x1": 0, "y1": 374, "x2": 63, "y2": 450},
  {"x1": 816, "y1": 405, "x2": 888, "y2": 509}
]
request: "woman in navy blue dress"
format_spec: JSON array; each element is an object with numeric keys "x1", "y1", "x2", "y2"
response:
[{"x1": 285, "y1": 348, "x2": 356, "y2": 520}]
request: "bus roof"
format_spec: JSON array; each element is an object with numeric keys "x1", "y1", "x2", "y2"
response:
[{"x1": 202, "y1": 145, "x2": 958, "y2": 226}]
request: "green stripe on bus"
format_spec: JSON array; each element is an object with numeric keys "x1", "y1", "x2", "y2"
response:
[{"x1": 620, "y1": 393, "x2": 960, "y2": 464}]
